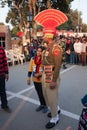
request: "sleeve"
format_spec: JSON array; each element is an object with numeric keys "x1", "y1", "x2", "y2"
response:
[
  {"x1": 27, "y1": 58, "x2": 33, "y2": 79},
  {"x1": 52, "y1": 45, "x2": 62, "y2": 82},
  {"x1": 3, "y1": 49, "x2": 9, "y2": 74}
]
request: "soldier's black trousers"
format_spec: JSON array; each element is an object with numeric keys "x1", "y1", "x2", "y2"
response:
[
  {"x1": 0, "y1": 76, "x2": 8, "y2": 108},
  {"x1": 34, "y1": 82, "x2": 46, "y2": 106}
]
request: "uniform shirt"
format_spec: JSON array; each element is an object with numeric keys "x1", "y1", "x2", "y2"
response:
[
  {"x1": 42, "y1": 42, "x2": 62, "y2": 82},
  {"x1": 0, "y1": 46, "x2": 9, "y2": 77}
]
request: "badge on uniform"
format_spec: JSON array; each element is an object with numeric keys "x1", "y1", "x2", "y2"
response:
[
  {"x1": 53, "y1": 49, "x2": 60, "y2": 56},
  {"x1": 45, "y1": 73, "x2": 53, "y2": 83},
  {"x1": 44, "y1": 66, "x2": 53, "y2": 83}
]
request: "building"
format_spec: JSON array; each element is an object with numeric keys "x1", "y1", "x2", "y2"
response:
[{"x1": 0, "y1": 25, "x2": 12, "y2": 49}]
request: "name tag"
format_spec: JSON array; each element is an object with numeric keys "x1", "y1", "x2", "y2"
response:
[{"x1": 44, "y1": 66, "x2": 53, "y2": 73}]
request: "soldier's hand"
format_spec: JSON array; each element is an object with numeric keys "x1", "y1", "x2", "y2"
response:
[{"x1": 50, "y1": 82, "x2": 56, "y2": 89}]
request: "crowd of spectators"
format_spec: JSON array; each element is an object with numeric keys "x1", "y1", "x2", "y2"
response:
[
  {"x1": 62, "y1": 35, "x2": 87, "y2": 66},
  {"x1": 23, "y1": 35, "x2": 87, "y2": 66}
]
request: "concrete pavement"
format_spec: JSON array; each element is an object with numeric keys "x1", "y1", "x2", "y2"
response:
[{"x1": 0, "y1": 62, "x2": 87, "y2": 130}]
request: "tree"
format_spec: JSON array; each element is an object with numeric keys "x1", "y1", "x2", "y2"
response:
[
  {"x1": 0, "y1": 0, "x2": 77, "y2": 40},
  {"x1": 66, "y1": 9, "x2": 87, "y2": 32}
]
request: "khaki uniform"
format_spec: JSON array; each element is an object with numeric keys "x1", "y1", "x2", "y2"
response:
[{"x1": 42, "y1": 42, "x2": 62, "y2": 117}]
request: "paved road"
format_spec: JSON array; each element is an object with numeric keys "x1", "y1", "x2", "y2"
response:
[{"x1": 0, "y1": 62, "x2": 87, "y2": 130}]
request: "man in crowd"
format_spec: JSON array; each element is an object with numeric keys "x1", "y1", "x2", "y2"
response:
[{"x1": 0, "y1": 45, "x2": 11, "y2": 113}]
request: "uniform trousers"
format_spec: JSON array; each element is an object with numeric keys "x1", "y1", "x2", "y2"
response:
[
  {"x1": 42, "y1": 73, "x2": 60, "y2": 117},
  {"x1": 0, "y1": 76, "x2": 8, "y2": 108}
]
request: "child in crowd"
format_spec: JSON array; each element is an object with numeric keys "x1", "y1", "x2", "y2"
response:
[{"x1": 78, "y1": 94, "x2": 87, "y2": 130}]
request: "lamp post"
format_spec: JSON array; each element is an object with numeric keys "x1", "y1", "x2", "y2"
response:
[{"x1": 27, "y1": 11, "x2": 33, "y2": 43}]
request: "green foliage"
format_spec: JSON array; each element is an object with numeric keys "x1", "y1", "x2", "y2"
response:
[
  {"x1": 11, "y1": 26, "x2": 19, "y2": 37},
  {"x1": 1, "y1": 0, "x2": 87, "y2": 33}
]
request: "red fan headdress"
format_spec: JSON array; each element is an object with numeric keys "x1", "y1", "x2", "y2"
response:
[{"x1": 34, "y1": 9, "x2": 68, "y2": 38}]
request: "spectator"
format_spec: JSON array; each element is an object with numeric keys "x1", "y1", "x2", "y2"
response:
[
  {"x1": 0, "y1": 46, "x2": 11, "y2": 113},
  {"x1": 24, "y1": 46, "x2": 30, "y2": 61},
  {"x1": 81, "y1": 38, "x2": 87, "y2": 66},
  {"x1": 74, "y1": 38, "x2": 82, "y2": 64},
  {"x1": 69, "y1": 37, "x2": 75, "y2": 64},
  {"x1": 27, "y1": 47, "x2": 48, "y2": 113},
  {"x1": 78, "y1": 94, "x2": 87, "y2": 130}
]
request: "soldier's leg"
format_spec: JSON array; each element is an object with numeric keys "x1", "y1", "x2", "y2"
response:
[{"x1": 46, "y1": 82, "x2": 59, "y2": 117}]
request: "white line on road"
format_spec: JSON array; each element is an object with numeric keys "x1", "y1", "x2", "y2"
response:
[
  {"x1": 60, "y1": 65, "x2": 76, "y2": 74},
  {"x1": 7, "y1": 88, "x2": 80, "y2": 121}
]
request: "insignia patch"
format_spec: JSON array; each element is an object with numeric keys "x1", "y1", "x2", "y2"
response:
[{"x1": 53, "y1": 49, "x2": 60, "y2": 56}]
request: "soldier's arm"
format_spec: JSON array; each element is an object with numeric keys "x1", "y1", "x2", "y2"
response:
[{"x1": 52, "y1": 46, "x2": 62, "y2": 82}]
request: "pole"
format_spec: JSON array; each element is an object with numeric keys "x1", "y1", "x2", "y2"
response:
[
  {"x1": 29, "y1": 22, "x2": 31, "y2": 43},
  {"x1": 78, "y1": 0, "x2": 80, "y2": 33}
]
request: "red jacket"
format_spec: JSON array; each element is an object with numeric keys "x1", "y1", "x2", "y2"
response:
[{"x1": 0, "y1": 46, "x2": 9, "y2": 77}]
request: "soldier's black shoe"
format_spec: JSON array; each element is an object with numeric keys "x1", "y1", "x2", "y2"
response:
[
  {"x1": 2, "y1": 106, "x2": 12, "y2": 113},
  {"x1": 45, "y1": 120, "x2": 59, "y2": 129},
  {"x1": 47, "y1": 109, "x2": 61, "y2": 118}
]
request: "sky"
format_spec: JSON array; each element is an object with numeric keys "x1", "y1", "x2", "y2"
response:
[
  {"x1": 71, "y1": 0, "x2": 87, "y2": 24},
  {"x1": 0, "y1": 5, "x2": 11, "y2": 28},
  {"x1": 0, "y1": 0, "x2": 87, "y2": 29}
]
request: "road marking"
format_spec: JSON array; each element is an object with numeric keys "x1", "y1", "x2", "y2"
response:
[
  {"x1": 61, "y1": 109, "x2": 79, "y2": 120},
  {"x1": 7, "y1": 88, "x2": 80, "y2": 121},
  {"x1": 60, "y1": 65, "x2": 76, "y2": 74},
  {"x1": 0, "y1": 89, "x2": 34, "y2": 130}
]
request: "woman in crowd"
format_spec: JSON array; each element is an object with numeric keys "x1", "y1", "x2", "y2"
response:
[{"x1": 27, "y1": 47, "x2": 48, "y2": 113}]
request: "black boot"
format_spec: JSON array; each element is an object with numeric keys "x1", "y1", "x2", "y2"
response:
[{"x1": 63, "y1": 64, "x2": 67, "y2": 69}]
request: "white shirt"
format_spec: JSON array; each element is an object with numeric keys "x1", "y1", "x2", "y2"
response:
[
  {"x1": 74, "y1": 42, "x2": 82, "y2": 53},
  {"x1": 81, "y1": 42, "x2": 87, "y2": 52}
]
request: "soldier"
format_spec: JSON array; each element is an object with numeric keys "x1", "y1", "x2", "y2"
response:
[
  {"x1": 42, "y1": 33, "x2": 62, "y2": 129},
  {"x1": 58, "y1": 35, "x2": 67, "y2": 69},
  {"x1": 34, "y1": 9, "x2": 68, "y2": 129}
]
